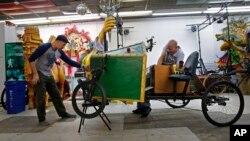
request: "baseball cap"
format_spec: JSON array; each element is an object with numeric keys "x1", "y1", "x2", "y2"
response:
[{"x1": 56, "y1": 35, "x2": 69, "y2": 43}]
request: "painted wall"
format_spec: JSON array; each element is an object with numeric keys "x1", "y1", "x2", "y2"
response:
[{"x1": 16, "y1": 16, "x2": 230, "y2": 69}]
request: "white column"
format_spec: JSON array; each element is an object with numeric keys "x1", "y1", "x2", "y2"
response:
[
  {"x1": 0, "y1": 22, "x2": 6, "y2": 91},
  {"x1": 0, "y1": 22, "x2": 18, "y2": 91}
]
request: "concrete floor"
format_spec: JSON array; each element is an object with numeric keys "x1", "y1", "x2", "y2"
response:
[{"x1": 0, "y1": 96, "x2": 249, "y2": 141}]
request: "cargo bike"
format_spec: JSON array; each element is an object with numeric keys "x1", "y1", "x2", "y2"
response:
[{"x1": 71, "y1": 42, "x2": 244, "y2": 131}]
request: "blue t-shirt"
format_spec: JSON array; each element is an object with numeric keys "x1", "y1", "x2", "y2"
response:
[{"x1": 29, "y1": 43, "x2": 81, "y2": 76}]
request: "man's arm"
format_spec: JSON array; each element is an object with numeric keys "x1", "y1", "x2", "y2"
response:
[
  {"x1": 157, "y1": 54, "x2": 164, "y2": 65},
  {"x1": 176, "y1": 51, "x2": 184, "y2": 65},
  {"x1": 157, "y1": 46, "x2": 166, "y2": 65},
  {"x1": 59, "y1": 50, "x2": 81, "y2": 68},
  {"x1": 30, "y1": 62, "x2": 39, "y2": 85}
]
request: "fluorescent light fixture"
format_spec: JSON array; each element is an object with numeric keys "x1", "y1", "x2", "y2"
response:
[
  {"x1": 118, "y1": 10, "x2": 152, "y2": 17},
  {"x1": 152, "y1": 11, "x2": 202, "y2": 16},
  {"x1": 51, "y1": 16, "x2": 100, "y2": 22},
  {"x1": 49, "y1": 14, "x2": 99, "y2": 19},
  {"x1": 228, "y1": 9, "x2": 250, "y2": 13},
  {"x1": 8, "y1": 18, "x2": 49, "y2": 25},
  {"x1": 207, "y1": 6, "x2": 250, "y2": 11},
  {"x1": 204, "y1": 6, "x2": 250, "y2": 14},
  {"x1": 62, "y1": 11, "x2": 77, "y2": 15},
  {"x1": 49, "y1": 14, "x2": 100, "y2": 22},
  {"x1": 208, "y1": 0, "x2": 233, "y2": 4},
  {"x1": 100, "y1": 10, "x2": 152, "y2": 18},
  {"x1": 203, "y1": 10, "x2": 219, "y2": 14},
  {"x1": 9, "y1": 17, "x2": 47, "y2": 23},
  {"x1": 12, "y1": 19, "x2": 50, "y2": 25}
]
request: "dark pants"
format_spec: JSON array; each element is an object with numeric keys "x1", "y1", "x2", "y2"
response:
[
  {"x1": 137, "y1": 65, "x2": 154, "y2": 109},
  {"x1": 35, "y1": 72, "x2": 67, "y2": 122}
]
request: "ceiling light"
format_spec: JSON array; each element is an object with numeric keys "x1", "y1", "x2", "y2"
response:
[
  {"x1": 207, "y1": 6, "x2": 250, "y2": 11},
  {"x1": 100, "y1": 10, "x2": 152, "y2": 18},
  {"x1": 10, "y1": 17, "x2": 47, "y2": 23},
  {"x1": 152, "y1": 11, "x2": 202, "y2": 16},
  {"x1": 204, "y1": 8, "x2": 250, "y2": 14},
  {"x1": 9, "y1": 18, "x2": 49, "y2": 25},
  {"x1": 62, "y1": 11, "x2": 77, "y2": 15},
  {"x1": 49, "y1": 14, "x2": 100, "y2": 22},
  {"x1": 208, "y1": 0, "x2": 233, "y2": 4},
  {"x1": 11, "y1": 19, "x2": 50, "y2": 25},
  {"x1": 49, "y1": 14, "x2": 99, "y2": 19}
]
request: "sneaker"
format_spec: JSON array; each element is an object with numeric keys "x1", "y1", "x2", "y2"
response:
[
  {"x1": 141, "y1": 107, "x2": 151, "y2": 118},
  {"x1": 132, "y1": 108, "x2": 143, "y2": 115},
  {"x1": 61, "y1": 113, "x2": 77, "y2": 119},
  {"x1": 39, "y1": 121, "x2": 50, "y2": 126}
]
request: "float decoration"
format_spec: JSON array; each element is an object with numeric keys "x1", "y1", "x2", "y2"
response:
[
  {"x1": 216, "y1": 17, "x2": 250, "y2": 95},
  {"x1": 216, "y1": 17, "x2": 250, "y2": 70},
  {"x1": 64, "y1": 25, "x2": 92, "y2": 76}
]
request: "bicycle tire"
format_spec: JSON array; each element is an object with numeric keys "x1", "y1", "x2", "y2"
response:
[
  {"x1": 72, "y1": 80, "x2": 106, "y2": 119},
  {"x1": 202, "y1": 73, "x2": 226, "y2": 88},
  {"x1": 202, "y1": 81, "x2": 244, "y2": 127},
  {"x1": 1, "y1": 88, "x2": 7, "y2": 110},
  {"x1": 25, "y1": 87, "x2": 29, "y2": 105},
  {"x1": 165, "y1": 99, "x2": 190, "y2": 108}
]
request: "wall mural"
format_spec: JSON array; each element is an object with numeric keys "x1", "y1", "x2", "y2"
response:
[{"x1": 64, "y1": 25, "x2": 92, "y2": 76}]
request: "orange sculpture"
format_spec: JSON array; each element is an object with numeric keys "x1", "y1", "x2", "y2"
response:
[{"x1": 23, "y1": 26, "x2": 47, "y2": 109}]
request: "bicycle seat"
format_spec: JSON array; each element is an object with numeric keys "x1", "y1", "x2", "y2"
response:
[
  {"x1": 169, "y1": 51, "x2": 199, "y2": 81},
  {"x1": 168, "y1": 74, "x2": 192, "y2": 81}
]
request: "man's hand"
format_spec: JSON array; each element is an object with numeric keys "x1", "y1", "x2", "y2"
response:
[
  {"x1": 98, "y1": 17, "x2": 116, "y2": 43},
  {"x1": 31, "y1": 73, "x2": 39, "y2": 86},
  {"x1": 82, "y1": 65, "x2": 90, "y2": 72}
]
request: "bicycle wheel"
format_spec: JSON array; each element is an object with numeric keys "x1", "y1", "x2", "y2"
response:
[
  {"x1": 1, "y1": 88, "x2": 7, "y2": 110},
  {"x1": 203, "y1": 73, "x2": 228, "y2": 88},
  {"x1": 25, "y1": 86, "x2": 29, "y2": 105},
  {"x1": 165, "y1": 99, "x2": 190, "y2": 108},
  {"x1": 72, "y1": 80, "x2": 107, "y2": 119},
  {"x1": 202, "y1": 81, "x2": 244, "y2": 127}
]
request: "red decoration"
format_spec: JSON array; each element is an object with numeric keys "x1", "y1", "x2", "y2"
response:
[
  {"x1": 64, "y1": 25, "x2": 91, "y2": 43},
  {"x1": 64, "y1": 25, "x2": 92, "y2": 76}
]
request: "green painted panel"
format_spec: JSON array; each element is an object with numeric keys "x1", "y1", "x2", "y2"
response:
[{"x1": 91, "y1": 55, "x2": 144, "y2": 100}]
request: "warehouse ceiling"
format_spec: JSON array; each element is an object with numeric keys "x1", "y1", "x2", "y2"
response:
[{"x1": 0, "y1": 0, "x2": 249, "y2": 20}]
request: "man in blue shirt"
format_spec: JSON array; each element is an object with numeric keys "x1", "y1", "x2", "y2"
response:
[{"x1": 29, "y1": 35, "x2": 82, "y2": 125}]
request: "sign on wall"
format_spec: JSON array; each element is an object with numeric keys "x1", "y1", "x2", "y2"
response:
[{"x1": 5, "y1": 42, "x2": 24, "y2": 80}]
